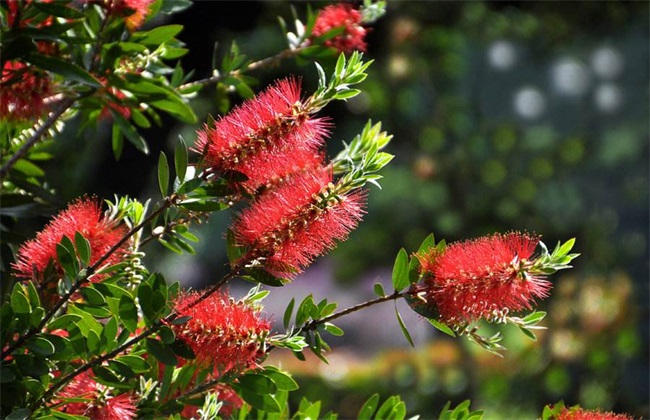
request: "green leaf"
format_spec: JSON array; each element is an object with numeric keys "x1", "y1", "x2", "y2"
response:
[
  {"x1": 159, "y1": 325, "x2": 175, "y2": 344},
  {"x1": 238, "y1": 373, "x2": 277, "y2": 395},
  {"x1": 323, "y1": 322, "x2": 344, "y2": 337},
  {"x1": 112, "y1": 124, "x2": 124, "y2": 160},
  {"x1": 146, "y1": 338, "x2": 178, "y2": 365},
  {"x1": 25, "y1": 336, "x2": 55, "y2": 356},
  {"x1": 115, "y1": 355, "x2": 149, "y2": 373},
  {"x1": 10, "y1": 284, "x2": 30, "y2": 314},
  {"x1": 417, "y1": 233, "x2": 436, "y2": 254},
  {"x1": 241, "y1": 269, "x2": 291, "y2": 288},
  {"x1": 48, "y1": 314, "x2": 82, "y2": 330},
  {"x1": 174, "y1": 135, "x2": 188, "y2": 184},
  {"x1": 262, "y1": 366, "x2": 299, "y2": 391},
  {"x1": 6, "y1": 408, "x2": 31, "y2": 420},
  {"x1": 236, "y1": 386, "x2": 281, "y2": 413},
  {"x1": 118, "y1": 295, "x2": 138, "y2": 333},
  {"x1": 29, "y1": 307, "x2": 45, "y2": 328},
  {"x1": 158, "y1": 151, "x2": 170, "y2": 197},
  {"x1": 13, "y1": 159, "x2": 44, "y2": 177},
  {"x1": 283, "y1": 298, "x2": 295, "y2": 329},
  {"x1": 358, "y1": 393, "x2": 380, "y2": 419},
  {"x1": 111, "y1": 109, "x2": 149, "y2": 154},
  {"x1": 80, "y1": 286, "x2": 105, "y2": 306},
  {"x1": 373, "y1": 282, "x2": 385, "y2": 297},
  {"x1": 522, "y1": 311, "x2": 546, "y2": 325},
  {"x1": 74, "y1": 232, "x2": 91, "y2": 266},
  {"x1": 150, "y1": 97, "x2": 197, "y2": 123},
  {"x1": 395, "y1": 306, "x2": 414, "y2": 347},
  {"x1": 391, "y1": 248, "x2": 410, "y2": 292},
  {"x1": 169, "y1": 338, "x2": 195, "y2": 360},
  {"x1": 519, "y1": 326, "x2": 537, "y2": 341},
  {"x1": 132, "y1": 24, "x2": 183, "y2": 46},
  {"x1": 56, "y1": 243, "x2": 77, "y2": 279},
  {"x1": 33, "y1": 2, "x2": 84, "y2": 18},
  {"x1": 25, "y1": 53, "x2": 101, "y2": 87},
  {"x1": 427, "y1": 318, "x2": 456, "y2": 337}
]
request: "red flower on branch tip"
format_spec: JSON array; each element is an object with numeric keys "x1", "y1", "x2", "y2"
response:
[
  {"x1": 54, "y1": 371, "x2": 137, "y2": 419},
  {"x1": 170, "y1": 290, "x2": 271, "y2": 377},
  {"x1": 12, "y1": 197, "x2": 129, "y2": 285},
  {"x1": 414, "y1": 232, "x2": 551, "y2": 325},
  {"x1": 94, "y1": 0, "x2": 154, "y2": 31},
  {"x1": 232, "y1": 166, "x2": 366, "y2": 278},
  {"x1": 555, "y1": 407, "x2": 634, "y2": 420},
  {"x1": 312, "y1": 3, "x2": 368, "y2": 54},
  {"x1": 1, "y1": 61, "x2": 52, "y2": 122},
  {"x1": 193, "y1": 77, "x2": 330, "y2": 192}
]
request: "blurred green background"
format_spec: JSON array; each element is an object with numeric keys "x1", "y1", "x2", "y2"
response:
[{"x1": 40, "y1": 1, "x2": 649, "y2": 418}]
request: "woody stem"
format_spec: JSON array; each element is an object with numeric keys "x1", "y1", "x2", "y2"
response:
[{"x1": 1, "y1": 196, "x2": 176, "y2": 361}]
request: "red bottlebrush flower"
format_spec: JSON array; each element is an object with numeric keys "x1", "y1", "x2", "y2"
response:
[
  {"x1": 193, "y1": 77, "x2": 330, "y2": 192},
  {"x1": 12, "y1": 197, "x2": 129, "y2": 284},
  {"x1": 55, "y1": 371, "x2": 137, "y2": 419},
  {"x1": 312, "y1": 3, "x2": 368, "y2": 54},
  {"x1": 232, "y1": 167, "x2": 366, "y2": 277},
  {"x1": 416, "y1": 232, "x2": 551, "y2": 325},
  {"x1": 555, "y1": 407, "x2": 634, "y2": 420},
  {"x1": 1, "y1": 61, "x2": 52, "y2": 122},
  {"x1": 180, "y1": 384, "x2": 244, "y2": 419},
  {"x1": 102, "y1": 0, "x2": 154, "y2": 31},
  {"x1": 171, "y1": 290, "x2": 271, "y2": 377}
]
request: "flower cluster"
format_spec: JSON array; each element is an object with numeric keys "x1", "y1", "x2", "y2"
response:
[
  {"x1": 1, "y1": 61, "x2": 52, "y2": 122},
  {"x1": 311, "y1": 3, "x2": 368, "y2": 53},
  {"x1": 194, "y1": 77, "x2": 329, "y2": 193},
  {"x1": 554, "y1": 407, "x2": 634, "y2": 420},
  {"x1": 98, "y1": 0, "x2": 155, "y2": 31},
  {"x1": 232, "y1": 167, "x2": 366, "y2": 277},
  {"x1": 54, "y1": 371, "x2": 137, "y2": 419},
  {"x1": 195, "y1": 75, "x2": 369, "y2": 277},
  {"x1": 414, "y1": 232, "x2": 552, "y2": 325},
  {"x1": 170, "y1": 291, "x2": 271, "y2": 377},
  {"x1": 12, "y1": 197, "x2": 129, "y2": 284}
]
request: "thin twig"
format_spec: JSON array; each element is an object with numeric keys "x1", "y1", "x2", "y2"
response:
[
  {"x1": 178, "y1": 46, "x2": 306, "y2": 92},
  {"x1": 301, "y1": 290, "x2": 409, "y2": 334},
  {"x1": 33, "y1": 261, "x2": 245, "y2": 409},
  {"x1": 1, "y1": 197, "x2": 175, "y2": 360},
  {"x1": 0, "y1": 97, "x2": 75, "y2": 180}
]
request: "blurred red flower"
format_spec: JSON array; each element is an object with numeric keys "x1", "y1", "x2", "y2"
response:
[
  {"x1": 416, "y1": 232, "x2": 551, "y2": 325},
  {"x1": 556, "y1": 407, "x2": 634, "y2": 420},
  {"x1": 312, "y1": 3, "x2": 368, "y2": 53},
  {"x1": 1, "y1": 61, "x2": 52, "y2": 122},
  {"x1": 55, "y1": 371, "x2": 137, "y2": 419}
]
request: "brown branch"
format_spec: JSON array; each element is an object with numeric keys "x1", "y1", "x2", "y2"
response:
[
  {"x1": 0, "y1": 97, "x2": 75, "y2": 180},
  {"x1": 178, "y1": 46, "x2": 306, "y2": 92},
  {"x1": 1, "y1": 197, "x2": 175, "y2": 360}
]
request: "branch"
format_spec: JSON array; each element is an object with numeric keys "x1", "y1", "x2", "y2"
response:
[
  {"x1": 178, "y1": 46, "x2": 306, "y2": 92},
  {"x1": 32, "y1": 261, "x2": 246, "y2": 410},
  {"x1": 301, "y1": 290, "x2": 409, "y2": 334},
  {"x1": 0, "y1": 97, "x2": 75, "y2": 180},
  {"x1": 1, "y1": 196, "x2": 176, "y2": 360}
]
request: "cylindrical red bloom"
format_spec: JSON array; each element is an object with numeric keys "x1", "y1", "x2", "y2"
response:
[
  {"x1": 232, "y1": 167, "x2": 366, "y2": 277},
  {"x1": 96, "y1": 0, "x2": 154, "y2": 31},
  {"x1": 555, "y1": 407, "x2": 634, "y2": 420},
  {"x1": 312, "y1": 3, "x2": 368, "y2": 53},
  {"x1": 193, "y1": 77, "x2": 330, "y2": 192},
  {"x1": 1, "y1": 61, "x2": 52, "y2": 122},
  {"x1": 416, "y1": 232, "x2": 551, "y2": 325},
  {"x1": 171, "y1": 291, "x2": 271, "y2": 377},
  {"x1": 12, "y1": 197, "x2": 129, "y2": 284},
  {"x1": 54, "y1": 371, "x2": 137, "y2": 419}
]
